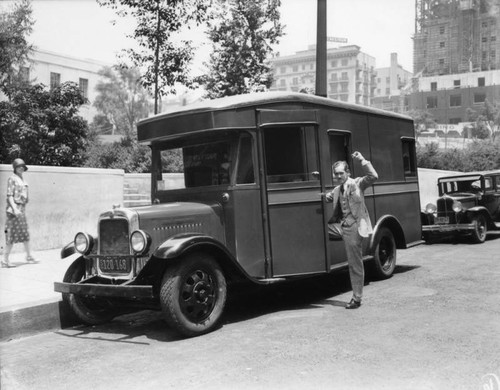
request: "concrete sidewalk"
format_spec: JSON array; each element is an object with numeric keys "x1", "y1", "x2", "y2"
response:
[{"x1": 0, "y1": 249, "x2": 80, "y2": 342}]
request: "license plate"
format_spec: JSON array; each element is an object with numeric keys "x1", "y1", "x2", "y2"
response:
[
  {"x1": 435, "y1": 216, "x2": 449, "y2": 224},
  {"x1": 99, "y1": 257, "x2": 131, "y2": 273}
]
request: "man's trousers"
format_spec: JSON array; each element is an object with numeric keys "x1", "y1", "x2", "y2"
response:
[{"x1": 328, "y1": 222, "x2": 364, "y2": 301}]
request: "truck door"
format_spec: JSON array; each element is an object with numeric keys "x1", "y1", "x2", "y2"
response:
[{"x1": 257, "y1": 109, "x2": 327, "y2": 277}]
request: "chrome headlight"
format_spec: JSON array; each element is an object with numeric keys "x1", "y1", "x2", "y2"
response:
[
  {"x1": 425, "y1": 203, "x2": 437, "y2": 213},
  {"x1": 452, "y1": 201, "x2": 463, "y2": 213},
  {"x1": 130, "y1": 230, "x2": 150, "y2": 255},
  {"x1": 74, "y1": 232, "x2": 94, "y2": 255}
]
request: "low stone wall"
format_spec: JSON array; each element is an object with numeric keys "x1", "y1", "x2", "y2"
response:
[{"x1": 0, "y1": 165, "x2": 123, "y2": 254}]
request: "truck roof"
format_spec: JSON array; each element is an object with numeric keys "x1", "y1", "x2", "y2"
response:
[{"x1": 138, "y1": 91, "x2": 412, "y2": 126}]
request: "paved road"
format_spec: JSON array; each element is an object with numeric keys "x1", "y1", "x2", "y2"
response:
[{"x1": 1, "y1": 235, "x2": 499, "y2": 390}]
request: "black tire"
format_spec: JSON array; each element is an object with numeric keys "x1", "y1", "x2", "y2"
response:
[
  {"x1": 470, "y1": 214, "x2": 487, "y2": 244},
  {"x1": 62, "y1": 257, "x2": 116, "y2": 325},
  {"x1": 370, "y1": 227, "x2": 397, "y2": 279},
  {"x1": 160, "y1": 253, "x2": 227, "y2": 337}
]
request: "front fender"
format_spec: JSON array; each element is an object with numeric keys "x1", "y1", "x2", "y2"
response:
[
  {"x1": 370, "y1": 215, "x2": 406, "y2": 250},
  {"x1": 61, "y1": 241, "x2": 76, "y2": 259},
  {"x1": 153, "y1": 233, "x2": 231, "y2": 260}
]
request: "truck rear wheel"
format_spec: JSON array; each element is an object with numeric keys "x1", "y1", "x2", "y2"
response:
[
  {"x1": 370, "y1": 227, "x2": 397, "y2": 279},
  {"x1": 62, "y1": 257, "x2": 116, "y2": 325},
  {"x1": 160, "y1": 253, "x2": 227, "y2": 337}
]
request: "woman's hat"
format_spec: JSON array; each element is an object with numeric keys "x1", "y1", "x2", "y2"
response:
[{"x1": 12, "y1": 158, "x2": 28, "y2": 171}]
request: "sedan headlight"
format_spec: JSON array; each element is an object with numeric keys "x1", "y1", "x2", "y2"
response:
[
  {"x1": 130, "y1": 230, "x2": 150, "y2": 255},
  {"x1": 425, "y1": 203, "x2": 437, "y2": 213},
  {"x1": 74, "y1": 232, "x2": 94, "y2": 255},
  {"x1": 452, "y1": 201, "x2": 463, "y2": 213}
]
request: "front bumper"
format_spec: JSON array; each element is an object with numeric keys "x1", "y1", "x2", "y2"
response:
[
  {"x1": 422, "y1": 223, "x2": 475, "y2": 233},
  {"x1": 54, "y1": 281, "x2": 154, "y2": 299}
]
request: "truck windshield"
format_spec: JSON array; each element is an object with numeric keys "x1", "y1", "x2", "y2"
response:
[{"x1": 156, "y1": 140, "x2": 231, "y2": 190}]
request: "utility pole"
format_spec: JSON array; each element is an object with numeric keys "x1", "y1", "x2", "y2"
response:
[
  {"x1": 315, "y1": 0, "x2": 327, "y2": 97},
  {"x1": 154, "y1": 0, "x2": 161, "y2": 115}
]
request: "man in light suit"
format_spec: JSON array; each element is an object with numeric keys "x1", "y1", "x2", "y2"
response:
[{"x1": 326, "y1": 151, "x2": 378, "y2": 309}]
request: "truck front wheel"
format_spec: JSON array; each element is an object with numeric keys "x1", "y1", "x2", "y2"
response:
[
  {"x1": 62, "y1": 257, "x2": 116, "y2": 325},
  {"x1": 160, "y1": 253, "x2": 227, "y2": 337}
]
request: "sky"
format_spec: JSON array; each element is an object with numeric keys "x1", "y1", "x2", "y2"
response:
[{"x1": 1, "y1": 0, "x2": 416, "y2": 72}]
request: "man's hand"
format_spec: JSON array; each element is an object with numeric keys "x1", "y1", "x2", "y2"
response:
[
  {"x1": 351, "y1": 151, "x2": 364, "y2": 162},
  {"x1": 325, "y1": 191, "x2": 333, "y2": 202}
]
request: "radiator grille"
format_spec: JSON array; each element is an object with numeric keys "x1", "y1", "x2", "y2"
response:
[
  {"x1": 437, "y1": 197, "x2": 457, "y2": 224},
  {"x1": 99, "y1": 218, "x2": 130, "y2": 255}
]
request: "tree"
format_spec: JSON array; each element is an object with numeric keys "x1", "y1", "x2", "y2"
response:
[
  {"x1": 466, "y1": 99, "x2": 500, "y2": 140},
  {"x1": 93, "y1": 66, "x2": 151, "y2": 140},
  {"x1": 97, "y1": 0, "x2": 211, "y2": 112},
  {"x1": 0, "y1": 0, "x2": 34, "y2": 94},
  {"x1": 197, "y1": 0, "x2": 284, "y2": 99},
  {"x1": 408, "y1": 109, "x2": 436, "y2": 137},
  {"x1": 0, "y1": 82, "x2": 89, "y2": 166}
]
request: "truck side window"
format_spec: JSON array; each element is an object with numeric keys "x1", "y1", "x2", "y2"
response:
[
  {"x1": 263, "y1": 126, "x2": 318, "y2": 183},
  {"x1": 236, "y1": 134, "x2": 255, "y2": 184},
  {"x1": 402, "y1": 138, "x2": 417, "y2": 178}
]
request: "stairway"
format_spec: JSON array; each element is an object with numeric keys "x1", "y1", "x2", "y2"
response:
[{"x1": 123, "y1": 182, "x2": 151, "y2": 207}]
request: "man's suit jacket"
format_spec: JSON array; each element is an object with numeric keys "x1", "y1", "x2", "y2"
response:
[{"x1": 330, "y1": 160, "x2": 378, "y2": 237}]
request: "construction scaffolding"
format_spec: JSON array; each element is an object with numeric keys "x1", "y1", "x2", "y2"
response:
[{"x1": 413, "y1": 0, "x2": 500, "y2": 76}]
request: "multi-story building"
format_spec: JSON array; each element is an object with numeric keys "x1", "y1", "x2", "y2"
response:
[
  {"x1": 14, "y1": 49, "x2": 110, "y2": 123},
  {"x1": 372, "y1": 53, "x2": 413, "y2": 113},
  {"x1": 408, "y1": 0, "x2": 500, "y2": 136},
  {"x1": 410, "y1": 69, "x2": 500, "y2": 125},
  {"x1": 413, "y1": 0, "x2": 500, "y2": 76},
  {"x1": 269, "y1": 45, "x2": 377, "y2": 106}
]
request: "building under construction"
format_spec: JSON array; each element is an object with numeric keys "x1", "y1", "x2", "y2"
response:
[{"x1": 413, "y1": 0, "x2": 500, "y2": 75}]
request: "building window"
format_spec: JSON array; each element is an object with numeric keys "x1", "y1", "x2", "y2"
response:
[
  {"x1": 439, "y1": 41, "x2": 445, "y2": 48},
  {"x1": 50, "y1": 72, "x2": 61, "y2": 89},
  {"x1": 79, "y1": 78, "x2": 89, "y2": 99},
  {"x1": 340, "y1": 95, "x2": 348, "y2": 102},
  {"x1": 341, "y1": 72, "x2": 348, "y2": 80},
  {"x1": 341, "y1": 59, "x2": 348, "y2": 66},
  {"x1": 377, "y1": 77, "x2": 381, "y2": 83},
  {"x1": 478, "y1": 77, "x2": 485, "y2": 86},
  {"x1": 431, "y1": 82, "x2": 437, "y2": 91},
  {"x1": 331, "y1": 73, "x2": 337, "y2": 81},
  {"x1": 341, "y1": 82, "x2": 348, "y2": 92},
  {"x1": 474, "y1": 93, "x2": 486, "y2": 103},
  {"x1": 439, "y1": 58, "x2": 445, "y2": 65},
  {"x1": 482, "y1": 36, "x2": 488, "y2": 43},
  {"x1": 492, "y1": 36, "x2": 497, "y2": 41},
  {"x1": 302, "y1": 64, "x2": 306, "y2": 70},
  {"x1": 19, "y1": 66, "x2": 29, "y2": 82},
  {"x1": 292, "y1": 65, "x2": 298, "y2": 72},
  {"x1": 385, "y1": 88, "x2": 390, "y2": 95},
  {"x1": 491, "y1": 50, "x2": 496, "y2": 59},
  {"x1": 280, "y1": 67, "x2": 286, "y2": 74},
  {"x1": 449, "y1": 95, "x2": 461, "y2": 107},
  {"x1": 453, "y1": 80, "x2": 460, "y2": 89},
  {"x1": 385, "y1": 76, "x2": 390, "y2": 83},
  {"x1": 292, "y1": 77, "x2": 298, "y2": 85},
  {"x1": 331, "y1": 60, "x2": 337, "y2": 68},
  {"x1": 427, "y1": 96, "x2": 438, "y2": 108},
  {"x1": 331, "y1": 84, "x2": 338, "y2": 93},
  {"x1": 440, "y1": 26, "x2": 445, "y2": 34},
  {"x1": 482, "y1": 51, "x2": 487, "y2": 60},
  {"x1": 310, "y1": 63, "x2": 314, "y2": 70}
]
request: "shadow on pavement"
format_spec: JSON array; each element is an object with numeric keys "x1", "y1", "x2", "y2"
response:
[{"x1": 54, "y1": 263, "x2": 421, "y2": 343}]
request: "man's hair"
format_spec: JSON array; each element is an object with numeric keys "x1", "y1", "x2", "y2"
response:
[{"x1": 332, "y1": 160, "x2": 350, "y2": 173}]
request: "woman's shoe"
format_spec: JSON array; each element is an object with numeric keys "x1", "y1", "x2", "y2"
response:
[
  {"x1": 1, "y1": 261, "x2": 15, "y2": 268},
  {"x1": 26, "y1": 256, "x2": 37, "y2": 263}
]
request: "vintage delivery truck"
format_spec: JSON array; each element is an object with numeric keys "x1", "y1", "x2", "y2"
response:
[{"x1": 54, "y1": 91, "x2": 422, "y2": 337}]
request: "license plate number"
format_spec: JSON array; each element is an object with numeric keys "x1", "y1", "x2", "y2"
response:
[
  {"x1": 435, "y1": 216, "x2": 449, "y2": 224},
  {"x1": 99, "y1": 257, "x2": 131, "y2": 273}
]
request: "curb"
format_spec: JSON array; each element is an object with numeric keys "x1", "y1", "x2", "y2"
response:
[{"x1": 0, "y1": 300, "x2": 80, "y2": 342}]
